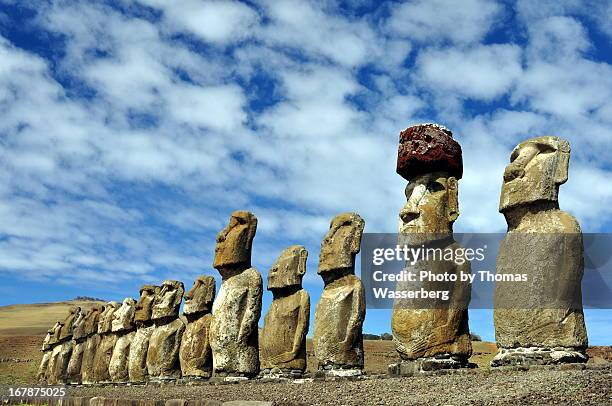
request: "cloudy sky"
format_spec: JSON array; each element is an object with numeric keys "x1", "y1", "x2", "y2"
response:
[{"x1": 1, "y1": 0, "x2": 611, "y2": 344}]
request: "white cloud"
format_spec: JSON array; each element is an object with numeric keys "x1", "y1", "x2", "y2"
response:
[
  {"x1": 415, "y1": 44, "x2": 523, "y2": 100},
  {"x1": 145, "y1": 0, "x2": 259, "y2": 44},
  {"x1": 387, "y1": 0, "x2": 503, "y2": 44}
]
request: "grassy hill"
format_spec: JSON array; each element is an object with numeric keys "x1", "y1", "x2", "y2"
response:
[{"x1": 0, "y1": 299, "x2": 105, "y2": 336}]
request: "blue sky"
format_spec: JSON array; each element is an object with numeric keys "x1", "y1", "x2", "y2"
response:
[{"x1": 0, "y1": 0, "x2": 611, "y2": 344}]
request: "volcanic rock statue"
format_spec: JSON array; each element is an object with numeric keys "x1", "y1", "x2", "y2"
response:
[
  {"x1": 313, "y1": 213, "x2": 366, "y2": 376},
  {"x1": 80, "y1": 304, "x2": 104, "y2": 384},
  {"x1": 179, "y1": 275, "x2": 216, "y2": 379},
  {"x1": 37, "y1": 322, "x2": 61, "y2": 382},
  {"x1": 47, "y1": 306, "x2": 81, "y2": 384},
  {"x1": 493, "y1": 136, "x2": 588, "y2": 366},
  {"x1": 109, "y1": 297, "x2": 137, "y2": 383},
  {"x1": 66, "y1": 307, "x2": 88, "y2": 383},
  {"x1": 389, "y1": 123, "x2": 472, "y2": 375},
  {"x1": 260, "y1": 245, "x2": 310, "y2": 378},
  {"x1": 92, "y1": 301, "x2": 120, "y2": 383},
  {"x1": 146, "y1": 280, "x2": 185, "y2": 381},
  {"x1": 209, "y1": 211, "x2": 262, "y2": 378},
  {"x1": 128, "y1": 284, "x2": 159, "y2": 383}
]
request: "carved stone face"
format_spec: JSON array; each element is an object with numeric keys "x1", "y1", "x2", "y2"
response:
[
  {"x1": 398, "y1": 172, "x2": 459, "y2": 243},
  {"x1": 213, "y1": 211, "x2": 257, "y2": 271},
  {"x1": 268, "y1": 245, "x2": 307, "y2": 290},
  {"x1": 318, "y1": 213, "x2": 365, "y2": 274},
  {"x1": 83, "y1": 305, "x2": 104, "y2": 336},
  {"x1": 98, "y1": 301, "x2": 120, "y2": 334},
  {"x1": 500, "y1": 136, "x2": 570, "y2": 213},
  {"x1": 47, "y1": 322, "x2": 62, "y2": 346},
  {"x1": 59, "y1": 306, "x2": 81, "y2": 341},
  {"x1": 184, "y1": 275, "x2": 216, "y2": 315},
  {"x1": 152, "y1": 280, "x2": 184, "y2": 320},
  {"x1": 71, "y1": 307, "x2": 88, "y2": 340},
  {"x1": 111, "y1": 297, "x2": 136, "y2": 332},
  {"x1": 134, "y1": 285, "x2": 159, "y2": 323}
]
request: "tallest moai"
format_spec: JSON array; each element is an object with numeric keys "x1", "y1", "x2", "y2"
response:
[{"x1": 493, "y1": 136, "x2": 588, "y2": 366}]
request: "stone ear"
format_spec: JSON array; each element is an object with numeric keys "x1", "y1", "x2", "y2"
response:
[
  {"x1": 173, "y1": 283, "x2": 185, "y2": 309},
  {"x1": 554, "y1": 142, "x2": 570, "y2": 185},
  {"x1": 446, "y1": 177, "x2": 459, "y2": 222},
  {"x1": 349, "y1": 218, "x2": 365, "y2": 254},
  {"x1": 298, "y1": 248, "x2": 308, "y2": 276}
]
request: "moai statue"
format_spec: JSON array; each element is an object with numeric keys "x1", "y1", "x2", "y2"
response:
[
  {"x1": 260, "y1": 245, "x2": 310, "y2": 378},
  {"x1": 128, "y1": 285, "x2": 159, "y2": 383},
  {"x1": 80, "y1": 304, "x2": 104, "y2": 384},
  {"x1": 313, "y1": 213, "x2": 366, "y2": 376},
  {"x1": 37, "y1": 322, "x2": 61, "y2": 382},
  {"x1": 66, "y1": 307, "x2": 88, "y2": 383},
  {"x1": 493, "y1": 136, "x2": 588, "y2": 366},
  {"x1": 389, "y1": 123, "x2": 472, "y2": 375},
  {"x1": 92, "y1": 301, "x2": 120, "y2": 383},
  {"x1": 209, "y1": 211, "x2": 262, "y2": 378},
  {"x1": 146, "y1": 280, "x2": 185, "y2": 381},
  {"x1": 109, "y1": 297, "x2": 137, "y2": 383},
  {"x1": 179, "y1": 275, "x2": 216, "y2": 379},
  {"x1": 47, "y1": 306, "x2": 81, "y2": 384}
]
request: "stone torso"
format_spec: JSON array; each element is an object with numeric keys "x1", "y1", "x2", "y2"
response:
[
  {"x1": 313, "y1": 274, "x2": 365, "y2": 368},
  {"x1": 260, "y1": 289, "x2": 309, "y2": 371},
  {"x1": 494, "y1": 209, "x2": 587, "y2": 349},
  {"x1": 128, "y1": 324, "x2": 155, "y2": 383},
  {"x1": 179, "y1": 313, "x2": 213, "y2": 377},
  {"x1": 146, "y1": 317, "x2": 185, "y2": 380},
  {"x1": 391, "y1": 240, "x2": 472, "y2": 360},
  {"x1": 210, "y1": 267, "x2": 262, "y2": 375}
]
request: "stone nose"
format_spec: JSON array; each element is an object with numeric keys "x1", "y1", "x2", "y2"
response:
[{"x1": 503, "y1": 164, "x2": 525, "y2": 182}]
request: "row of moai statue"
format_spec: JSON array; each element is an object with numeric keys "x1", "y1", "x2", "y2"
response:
[
  {"x1": 37, "y1": 209, "x2": 367, "y2": 383},
  {"x1": 37, "y1": 122, "x2": 588, "y2": 382}
]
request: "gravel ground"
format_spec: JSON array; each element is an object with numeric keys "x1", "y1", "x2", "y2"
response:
[{"x1": 22, "y1": 365, "x2": 607, "y2": 406}]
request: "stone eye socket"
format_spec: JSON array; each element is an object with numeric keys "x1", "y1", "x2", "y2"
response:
[{"x1": 426, "y1": 181, "x2": 444, "y2": 192}]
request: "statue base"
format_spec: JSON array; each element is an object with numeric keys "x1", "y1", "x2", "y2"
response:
[
  {"x1": 388, "y1": 354, "x2": 471, "y2": 376},
  {"x1": 147, "y1": 376, "x2": 178, "y2": 386},
  {"x1": 491, "y1": 347, "x2": 587, "y2": 367},
  {"x1": 259, "y1": 368, "x2": 305, "y2": 379},
  {"x1": 179, "y1": 375, "x2": 211, "y2": 385},
  {"x1": 317, "y1": 364, "x2": 363, "y2": 378}
]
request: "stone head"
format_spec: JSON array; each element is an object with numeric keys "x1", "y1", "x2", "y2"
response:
[
  {"x1": 399, "y1": 172, "x2": 459, "y2": 238},
  {"x1": 98, "y1": 301, "x2": 120, "y2": 334},
  {"x1": 500, "y1": 136, "x2": 570, "y2": 212},
  {"x1": 47, "y1": 322, "x2": 62, "y2": 346},
  {"x1": 184, "y1": 275, "x2": 216, "y2": 315},
  {"x1": 59, "y1": 306, "x2": 81, "y2": 341},
  {"x1": 71, "y1": 307, "x2": 88, "y2": 340},
  {"x1": 83, "y1": 304, "x2": 104, "y2": 336},
  {"x1": 268, "y1": 245, "x2": 308, "y2": 290},
  {"x1": 318, "y1": 213, "x2": 365, "y2": 275},
  {"x1": 134, "y1": 284, "x2": 159, "y2": 323},
  {"x1": 111, "y1": 297, "x2": 137, "y2": 332},
  {"x1": 152, "y1": 280, "x2": 184, "y2": 320},
  {"x1": 213, "y1": 210, "x2": 257, "y2": 272}
]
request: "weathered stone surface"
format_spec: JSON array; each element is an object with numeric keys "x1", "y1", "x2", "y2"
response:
[
  {"x1": 47, "y1": 307, "x2": 82, "y2": 383},
  {"x1": 79, "y1": 304, "x2": 104, "y2": 384},
  {"x1": 128, "y1": 285, "x2": 159, "y2": 383},
  {"x1": 109, "y1": 298, "x2": 137, "y2": 383},
  {"x1": 147, "y1": 280, "x2": 185, "y2": 380},
  {"x1": 92, "y1": 301, "x2": 120, "y2": 382},
  {"x1": 313, "y1": 213, "x2": 366, "y2": 370},
  {"x1": 391, "y1": 159, "x2": 471, "y2": 364},
  {"x1": 59, "y1": 306, "x2": 81, "y2": 341},
  {"x1": 494, "y1": 136, "x2": 588, "y2": 364},
  {"x1": 38, "y1": 322, "x2": 60, "y2": 381},
  {"x1": 66, "y1": 308, "x2": 88, "y2": 384},
  {"x1": 396, "y1": 123, "x2": 463, "y2": 181},
  {"x1": 210, "y1": 211, "x2": 262, "y2": 377},
  {"x1": 47, "y1": 339, "x2": 73, "y2": 384},
  {"x1": 260, "y1": 246, "x2": 310, "y2": 373},
  {"x1": 180, "y1": 275, "x2": 215, "y2": 378}
]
